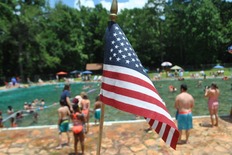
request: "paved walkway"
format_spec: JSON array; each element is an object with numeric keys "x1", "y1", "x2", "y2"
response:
[{"x1": 0, "y1": 116, "x2": 232, "y2": 155}]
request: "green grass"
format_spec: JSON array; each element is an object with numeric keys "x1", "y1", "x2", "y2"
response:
[{"x1": 153, "y1": 68, "x2": 232, "y2": 79}]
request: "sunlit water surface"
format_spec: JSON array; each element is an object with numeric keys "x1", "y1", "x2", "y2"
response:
[{"x1": 0, "y1": 78, "x2": 231, "y2": 127}]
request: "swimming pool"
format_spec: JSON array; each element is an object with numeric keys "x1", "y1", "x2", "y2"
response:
[
  {"x1": 0, "y1": 82, "x2": 137, "y2": 127},
  {"x1": 0, "y1": 78, "x2": 231, "y2": 127}
]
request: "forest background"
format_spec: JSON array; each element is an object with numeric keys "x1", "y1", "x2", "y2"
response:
[{"x1": 0, "y1": 0, "x2": 232, "y2": 84}]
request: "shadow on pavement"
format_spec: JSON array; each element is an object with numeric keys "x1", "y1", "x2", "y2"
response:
[
  {"x1": 68, "y1": 153, "x2": 83, "y2": 155},
  {"x1": 220, "y1": 115, "x2": 232, "y2": 124},
  {"x1": 198, "y1": 122, "x2": 213, "y2": 127}
]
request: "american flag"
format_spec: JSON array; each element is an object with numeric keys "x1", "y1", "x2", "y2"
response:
[{"x1": 100, "y1": 21, "x2": 179, "y2": 149}]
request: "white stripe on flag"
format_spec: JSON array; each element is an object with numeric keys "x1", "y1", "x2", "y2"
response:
[
  {"x1": 103, "y1": 76, "x2": 165, "y2": 105},
  {"x1": 103, "y1": 64, "x2": 154, "y2": 87},
  {"x1": 166, "y1": 127, "x2": 175, "y2": 146},
  {"x1": 159, "y1": 123, "x2": 167, "y2": 138},
  {"x1": 101, "y1": 89, "x2": 173, "y2": 120}
]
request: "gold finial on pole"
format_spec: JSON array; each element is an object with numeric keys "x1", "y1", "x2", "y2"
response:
[{"x1": 110, "y1": 0, "x2": 118, "y2": 21}]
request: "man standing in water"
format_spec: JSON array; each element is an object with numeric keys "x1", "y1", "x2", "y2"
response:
[
  {"x1": 56, "y1": 99, "x2": 71, "y2": 149},
  {"x1": 175, "y1": 84, "x2": 194, "y2": 144}
]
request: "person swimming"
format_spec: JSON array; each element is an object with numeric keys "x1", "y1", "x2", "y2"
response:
[
  {"x1": 0, "y1": 111, "x2": 3, "y2": 128},
  {"x1": 7, "y1": 106, "x2": 14, "y2": 115},
  {"x1": 10, "y1": 117, "x2": 17, "y2": 127}
]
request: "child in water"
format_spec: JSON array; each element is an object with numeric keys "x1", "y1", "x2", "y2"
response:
[{"x1": 10, "y1": 117, "x2": 17, "y2": 127}]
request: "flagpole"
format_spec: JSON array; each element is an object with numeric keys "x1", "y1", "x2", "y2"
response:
[
  {"x1": 96, "y1": 100, "x2": 105, "y2": 155},
  {"x1": 96, "y1": 1, "x2": 118, "y2": 155}
]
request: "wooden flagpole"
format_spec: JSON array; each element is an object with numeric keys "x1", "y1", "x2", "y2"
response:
[
  {"x1": 96, "y1": 102, "x2": 105, "y2": 155},
  {"x1": 96, "y1": 1, "x2": 118, "y2": 155}
]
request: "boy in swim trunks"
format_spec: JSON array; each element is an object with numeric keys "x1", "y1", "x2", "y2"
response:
[
  {"x1": 94, "y1": 95, "x2": 102, "y2": 124},
  {"x1": 71, "y1": 104, "x2": 85, "y2": 155},
  {"x1": 56, "y1": 99, "x2": 71, "y2": 149},
  {"x1": 175, "y1": 84, "x2": 194, "y2": 144}
]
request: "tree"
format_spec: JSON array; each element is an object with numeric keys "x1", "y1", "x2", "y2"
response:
[
  {"x1": 118, "y1": 5, "x2": 165, "y2": 69},
  {"x1": 0, "y1": 0, "x2": 232, "y2": 83},
  {"x1": 164, "y1": 0, "x2": 223, "y2": 67},
  {"x1": 79, "y1": 4, "x2": 108, "y2": 64},
  {"x1": 39, "y1": 3, "x2": 86, "y2": 73},
  {"x1": 0, "y1": 2, "x2": 15, "y2": 77}
]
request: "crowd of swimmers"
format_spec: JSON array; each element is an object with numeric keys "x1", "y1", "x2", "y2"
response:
[
  {"x1": 0, "y1": 98, "x2": 47, "y2": 128},
  {"x1": 0, "y1": 83, "x2": 103, "y2": 153},
  {"x1": 56, "y1": 84, "x2": 102, "y2": 154}
]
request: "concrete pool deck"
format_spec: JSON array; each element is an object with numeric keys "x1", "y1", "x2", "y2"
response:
[{"x1": 0, "y1": 115, "x2": 232, "y2": 155}]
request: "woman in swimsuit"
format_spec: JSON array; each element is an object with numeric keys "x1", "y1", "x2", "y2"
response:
[
  {"x1": 71, "y1": 104, "x2": 85, "y2": 155},
  {"x1": 205, "y1": 83, "x2": 220, "y2": 127},
  {"x1": 80, "y1": 92, "x2": 90, "y2": 134}
]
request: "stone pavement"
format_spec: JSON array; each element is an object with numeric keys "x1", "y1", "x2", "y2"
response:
[{"x1": 0, "y1": 116, "x2": 232, "y2": 155}]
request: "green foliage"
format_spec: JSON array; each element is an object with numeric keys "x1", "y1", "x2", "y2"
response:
[
  {"x1": 164, "y1": 0, "x2": 230, "y2": 66},
  {"x1": 0, "y1": 0, "x2": 231, "y2": 83}
]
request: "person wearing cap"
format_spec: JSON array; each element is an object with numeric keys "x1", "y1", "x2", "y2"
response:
[{"x1": 72, "y1": 95, "x2": 82, "y2": 108}]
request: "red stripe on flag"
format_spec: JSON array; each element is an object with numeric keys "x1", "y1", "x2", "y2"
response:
[
  {"x1": 170, "y1": 129, "x2": 179, "y2": 149},
  {"x1": 103, "y1": 70, "x2": 160, "y2": 95},
  {"x1": 148, "y1": 119, "x2": 155, "y2": 127},
  {"x1": 148, "y1": 118, "x2": 179, "y2": 149},
  {"x1": 101, "y1": 82, "x2": 168, "y2": 111},
  {"x1": 100, "y1": 95, "x2": 176, "y2": 127},
  {"x1": 162, "y1": 124, "x2": 171, "y2": 142},
  {"x1": 155, "y1": 122, "x2": 162, "y2": 134}
]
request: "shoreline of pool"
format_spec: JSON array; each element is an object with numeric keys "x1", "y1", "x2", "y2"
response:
[
  {"x1": 1, "y1": 115, "x2": 230, "y2": 131},
  {"x1": 1, "y1": 75, "x2": 227, "y2": 91}
]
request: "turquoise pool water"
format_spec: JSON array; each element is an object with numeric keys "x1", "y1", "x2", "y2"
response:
[
  {"x1": 0, "y1": 78, "x2": 231, "y2": 127},
  {"x1": 0, "y1": 82, "x2": 136, "y2": 127}
]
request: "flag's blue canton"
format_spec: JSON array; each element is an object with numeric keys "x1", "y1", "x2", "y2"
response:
[{"x1": 105, "y1": 22, "x2": 148, "y2": 77}]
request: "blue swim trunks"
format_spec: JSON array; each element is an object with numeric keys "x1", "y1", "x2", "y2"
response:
[
  {"x1": 94, "y1": 109, "x2": 101, "y2": 120},
  {"x1": 177, "y1": 113, "x2": 193, "y2": 130},
  {"x1": 59, "y1": 120, "x2": 69, "y2": 133}
]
